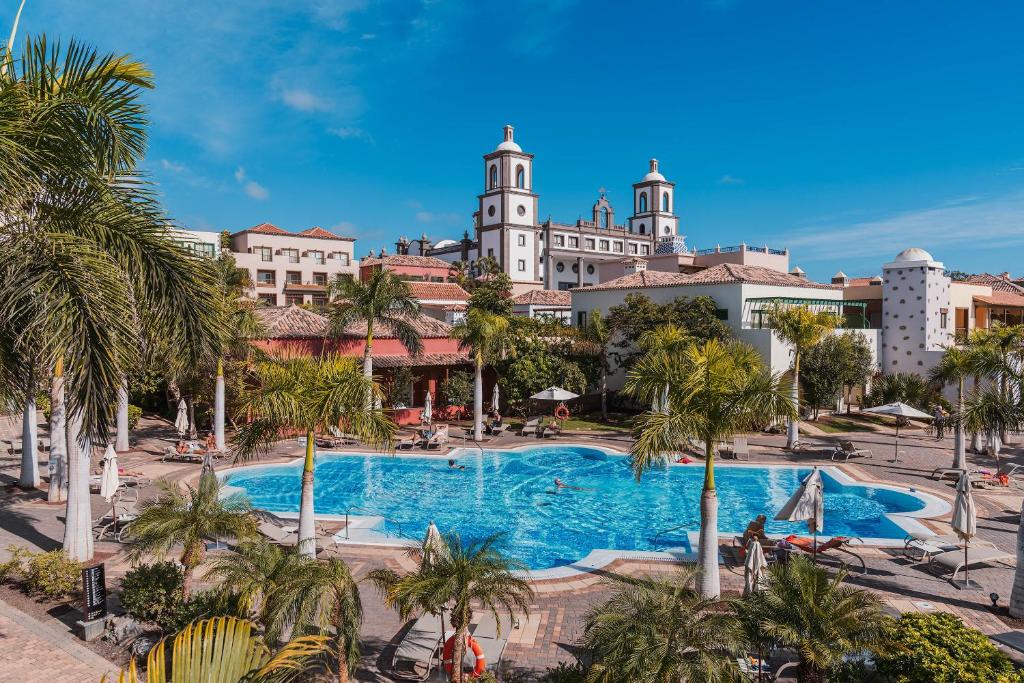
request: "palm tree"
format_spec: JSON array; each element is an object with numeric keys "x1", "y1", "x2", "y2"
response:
[
  {"x1": 108, "y1": 616, "x2": 329, "y2": 683},
  {"x1": 1011, "y1": 499, "x2": 1024, "y2": 619},
  {"x1": 746, "y1": 556, "x2": 893, "y2": 683},
  {"x1": 370, "y1": 532, "x2": 533, "y2": 683},
  {"x1": 266, "y1": 557, "x2": 364, "y2": 683},
  {"x1": 452, "y1": 309, "x2": 513, "y2": 441},
  {"x1": 625, "y1": 339, "x2": 795, "y2": 598},
  {"x1": 0, "y1": 38, "x2": 223, "y2": 561},
  {"x1": 448, "y1": 260, "x2": 474, "y2": 291},
  {"x1": 959, "y1": 386, "x2": 1024, "y2": 466},
  {"x1": 930, "y1": 346, "x2": 984, "y2": 470},
  {"x1": 327, "y1": 269, "x2": 423, "y2": 407},
  {"x1": 126, "y1": 475, "x2": 259, "y2": 598},
  {"x1": 763, "y1": 305, "x2": 843, "y2": 449},
  {"x1": 233, "y1": 354, "x2": 395, "y2": 557},
  {"x1": 205, "y1": 538, "x2": 302, "y2": 632},
  {"x1": 581, "y1": 567, "x2": 741, "y2": 682},
  {"x1": 46, "y1": 356, "x2": 67, "y2": 503},
  {"x1": 582, "y1": 309, "x2": 612, "y2": 420}
]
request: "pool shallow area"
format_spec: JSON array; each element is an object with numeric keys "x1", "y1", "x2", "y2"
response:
[{"x1": 221, "y1": 445, "x2": 946, "y2": 571}]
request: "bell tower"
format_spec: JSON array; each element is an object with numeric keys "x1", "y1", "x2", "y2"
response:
[{"x1": 629, "y1": 159, "x2": 679, "y2": 242}]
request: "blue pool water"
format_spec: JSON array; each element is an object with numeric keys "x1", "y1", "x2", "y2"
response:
[{"x1": 222, "y1": 445, "x2": 927, "y2": 569}]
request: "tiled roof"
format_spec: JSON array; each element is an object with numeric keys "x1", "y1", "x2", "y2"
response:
[
  {"x1": 239, "y1": 222, "x2": 290, "y2": 236},
  {"x1": 255, "y1": 306, "x2": 454, "y2": 339},
  {"x1": 974, "y1": 292, "x2": 1024, "y2": 308},
  {"x1": 846, "y1": 277, "x2": 881, "y2": 286},
  {"x1": 406, "y1": 281, "x2": 470, "y2": 301},
  {"x1": 575, "y1": 263, "x2": 835, "y2": 293},
  {"x1": 965, "y1": 273, "x2": 1024, "y2": 294},
  {"x1": 373, "y1": 353, "x2": 471, "y2": 368},
  {"x1": 233, "y1": 223, "x2": 355, "y2": 241},
  {"x1": 362, "y1": 254, "x2": 452, "y2": 269},
  {"x1": 512, "y1": 289, "x2": 572, "y2": 306},
  {"x1": 296, "y1": 226, "x2": 354, "y2": 241}
]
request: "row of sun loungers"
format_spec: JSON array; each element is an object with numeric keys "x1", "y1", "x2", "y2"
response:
[
  {"x1": 520, "y1": 418, "x2": 561, "y2": 438},
  {"x1": 390, "y1": 611, "x2": 514, "y2": 681}
]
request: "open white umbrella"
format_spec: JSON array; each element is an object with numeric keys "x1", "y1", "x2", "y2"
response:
[
  {"x1": 491, "y1": 383, "x2": 500, "y2": 411},
  {"x1": 775, "y1": 466, "x2": 825, "y2": 561},
  {"x1": 174, "y1": 399, "x2": 189, "y2": 436},
  {"x1": 530, "y1": 386, "x2": 579, "y2": 402},
  {"x1": 951, "y1": 470, "x2": 978, "y2": 589},
  {"x1": 422, "y1": 390, "x2": 433, "y2": 425},
  {"x1": 861, "y1": 402, "x2": 933, "y2": 462},
  {"x1": 743, "y1": 537, "x2": 768, "y2": 596},
  {"x1": 100, "y1": 444, "x2": 120, "y2": 534}
]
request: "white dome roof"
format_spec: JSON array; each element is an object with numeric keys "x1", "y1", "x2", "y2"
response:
[
  {"x1": 496, "y1": 139, "x2": 522, "y2": 152},
  {"x1": 894, "y1": 247, "x2": 934, "y2": 262},
  {"x1": 642, "y1": 170, "x2": 666, "y2": 182},
  {"x1": 433, "y1": 239, "x2": 457, "y2": 248}
]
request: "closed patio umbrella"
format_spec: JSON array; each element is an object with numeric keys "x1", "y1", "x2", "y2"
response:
[
  {"x1": 775, "y1": 466, "x2": 825, "y2": 562},
  {"x1": 743, "y1": 537, "x2": 768, "y2": 596},
  {"x1": 423, "y1": 390, "x2": 433, "y2": 425},
  {"x1": 861, "y1": 402, "x2": 933, "y2": 462},
  {"x1": 492, "y1": 383, "x2": 500, "y2": 411},
  {"x1": 100, "y1": 444, "x2": 120, "y2": 533},
  {"x1": 174, "y1": 399, "x2": 189, "y2": 437},
  {"x1": 421, "y1": 521, "x2": 449, "y2": 569},
  {"x1": 951, "y1": 470, "x2": 978, "y2": 589}
]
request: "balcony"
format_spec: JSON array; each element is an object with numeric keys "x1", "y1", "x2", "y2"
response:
[
  {"x1": 255, "y1": 280, "x2": 277, "y2": 288},
  {"x1": 282, "y1": 281, "x2": 327, "y2": 293}
]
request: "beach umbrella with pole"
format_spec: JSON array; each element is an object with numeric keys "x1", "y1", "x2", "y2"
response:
[
  {"x1": 99, "y1": 444, "x2": 120, "y2": 533},
  {"x1": 422, "y1": 389, "x2": 433, "y2": 425},
  {"x1": 775, "y1": 466, "x2": 825, "y2": 562},
  {"x1": 174, "y1": 398, "x2": 189, "y2": 437},
  {"x1": 743, "y1": 537, "x2": 769, "y2": 680},
  {"x1": 492, "y1": 383, "x2": 500, "y2": 412},
  {"x1": 530, "y1": 386, "x2": 579, "y2": 425},
  {"x1": 860, "y1": 402, "x2": 933, "y2": 462},
  {"x1": 421, "y1": 521, "x2": 451, "y2": 665},
  {"x1": 951, "y1": 470, "x2": 979, "y2": 589}
]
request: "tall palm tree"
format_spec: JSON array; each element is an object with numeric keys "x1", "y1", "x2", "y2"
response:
[
  {"x1": 959, "y1": 386, "x2": 1024, "y2": 465},
  {"x1": 625, "y1": 339, "x2": 794, "y2": 598},
  {"x1": 764, "y1": 305, "x2": 843, "y2": 449},
  {"x1": 1011, "y1": 499, "x2": 1024, "y2": 619},
  {"x1": 745, "y1": 556, "x2": 893, "y2": 683},
  {"x1": 370, "y1": 532, "x2": 533, "y2": 683},
  {"x1": 0, "y1": 38, "x2": 223, "y2": 561},
  {"x1": 448, "y1": 260, "x2": 474, "y2": 291},
  {"x1": 581, "y1": 567, "x2": 741, "y2": 682},
  {"x1": 266, "y1": 557, "x2": 364, "y2": 683},
  {"x1": 582, "y1": 309, "x2": 612, "y2": 420},
  {"x1": 930, "y1": 346, "x2": 984, "y2": 470},
  {"x1": 327, "y1": 269, "x2": 423, "y2": 407},
  {"x1": 233, "y1": 354, "x2": 395, "y2": 557},
  {"x1": 125, "y1": 474, "x2": 259, "y2": 598},
  {"x1": 205, "y1": 538, "x2": 302, "y2": 633},
  {"x1": 452, "y1": 309, "x2": 513, "y2": 441},
  {"x1": 46, "y1": 356, "x2": 67, "y2": 503}
]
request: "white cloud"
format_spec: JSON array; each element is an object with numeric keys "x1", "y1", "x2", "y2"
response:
[
  {"x1": 333, "y1": 220, "x2": 357, "y2": 233},
  {"x1": 328, "y1": 126, "x2": 374, "y2": 143},
  {"x1": 361, "y1": 33, "x2": 376, "y2": 40},
  {"x1": 719, "y1": 174, "x2": 745, "y2": 185},
  {"x1": 234, "y1": 166, "x2": 269, "y2": 200},
  {"x1": 415, "y1": 209, "x2": 460, "y2": 224},
  {"x1": 279, "y1": 87, "x2": 333, "y2": 113},
  {"x1": 234, "y1": 166, "x2": 247, "y2": 183},
  {"x1": 161, "y1": 159, "x2": 186, "y2": 173}
]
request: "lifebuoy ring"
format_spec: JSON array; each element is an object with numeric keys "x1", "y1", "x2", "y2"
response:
[
  {"x1": 554, "y1": 404, "x2": 570, "y2": 421},
  {"x1": 442, "y1": 634, "x2": 486, "y2": 677}
]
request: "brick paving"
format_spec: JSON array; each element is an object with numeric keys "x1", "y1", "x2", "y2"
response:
[{"x1": 2, "y1": 412, "x2": 1024, "y2": 679}]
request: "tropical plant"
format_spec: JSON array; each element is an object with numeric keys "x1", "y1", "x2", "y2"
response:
[
  {"x1": 440, "y1": 370, "x2": 473, "y2": 411},
  {"x1": 863, "y1": 371, "x2": 943, "y2": 411},
  {"x1": 369, "y1": 532, "x2": 533, "y2": 683},
  {"x1": 452, "y1": 309, "x2": 514, "y2": 440},
  {"x1": 205, "y1": 539, "x2": 303, "y2": 634},
  {"x1": 625, "y1": 339, "x2": 795, "y2": 598},
  {"x1": 581, "y1": 568, "x2": 741, "y2": 683},
  {"x1": 875, "y1": 612, "x2": 1022, "y2": 683},
  {"x1": 958, "y1": 386, "x2": 1024, "y2": 464},
  {"x1": 745, "y1": 556, "x2": 893, "y2": 683},
  {"x1": 233, "y1": 354, "x2": 394, "y2": 557},
  {"x1": 12, "y1": 548, "x2": 81, "y2": 599},
  {"x1": 120, "y1": 561, "x2": 185, "y2": 629},
  {"x1": 125, "y1": 475, "x2": 258, "y2": 597},
  {"x1": 582, "y1": 309, "x2": 612, "y2": 420},
  {"x1": 606, "y1": 294, "x2": 731, "y2": 370},
  {"x1": 467, "y1": 269, "x2": 514, "y2": 317},
  {"x1": 930, "y1": 346, "x2": 986, "y2": 470},
  {"x1": 327, "y1": 269, "x2": 423, "y2": 406},
  {"x1": 763, "y1": 305, "x2": 843, "y2": 448},
  {"x1": 265, "y1": 557, "x2": 364, "y2": 683},
  {"x1": 104, "y1": 616, "x2": 329, "y2": 683},
  {"x1": 799, "y1": 332, "x2": 873, "y2": 419},
  {"x1": 449, "y1": 260, "x2": 474, "y2": 291}
]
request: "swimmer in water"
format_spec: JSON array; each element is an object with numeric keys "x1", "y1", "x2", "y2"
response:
[
  {"x1": 553, "y1": 478, "x2": 590, "y2": 491},
  {"x1": 448, "y1": 459, "x2": 466, "y2": 470}
]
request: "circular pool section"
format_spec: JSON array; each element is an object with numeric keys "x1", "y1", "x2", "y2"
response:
[{"x1": 221, "y1": 445, "x2": 939, "y2": 570}]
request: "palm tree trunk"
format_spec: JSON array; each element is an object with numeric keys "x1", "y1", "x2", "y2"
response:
[
  {"x1": 473, "y1": 357, "x2": 483, "y2": 442},
  {"x1": 115, "y1": 378, "x2": 130, "y2": 452},
  {"x1": 298, "y1": 431, "x2": 317, "y2": 558},
  {"x1": 600, "y1": 362, "x2": 608, "y2": 421},
  {"x1": 336, "y1": 630, "x2": 350, "y2": 683},
  {"x1": 451, "y1": 622, "x2": 468, "y2": 683},
  {"x1": 186, "y1": 396, "x2": 197, "y2": 440},
  {"x1": 180, "y1": 546, "x2": 204, "y2": 599},
  {"x1": 1009, "y1": 497, "x2": 1024, "y2": 618},
  {"x1": 786, "y1": 359, "x2": 800, "y2": 449},
  {"x1": 20, "y1": 393, "x2": 39, "y2": 488},
  {"x1": 63, "y1": 409, "x2": 94, "y2": 562},
  {"x1": 364, "y1": 324, "x2": 375, "y2": 410},
  {"x1": 697, "y1": 441, "x2": 720, "y2": 598},
  {"x1": 48, "y1": 362, "x2": 68, "y2": 503},
  {"x1": 214, "y1": 358, "x2": 226, "y2": 452},
  {"x1": 952, "y1": 378, "x2": 966, "y2": 470}
]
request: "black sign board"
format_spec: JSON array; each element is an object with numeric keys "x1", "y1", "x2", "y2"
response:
[{"x1": 82, "y1": 564, "x2": 107, "y2": 621}]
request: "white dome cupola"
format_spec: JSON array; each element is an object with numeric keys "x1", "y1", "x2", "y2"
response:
[
  {"x1": 495, "y1": 124, "x2": 522, "y2": 153},
  {"x1": 629, "y1": 157, "x2": 678, "y2": 240}
]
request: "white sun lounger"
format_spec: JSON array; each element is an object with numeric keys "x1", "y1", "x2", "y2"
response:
[
  {"x1": 520, "y1": 418, "x2": 540, "y2": 437},
  {"x1": 470, "y1": 613, "x2": 515, "y2": 669},
  {"x1": 391, "y1": 612, "x2": 443, "y2": 681},
  {"x1": 928, "y1": 547, "x2": 1014, "y2": 583}
]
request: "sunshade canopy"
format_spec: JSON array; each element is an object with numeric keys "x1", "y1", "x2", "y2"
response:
[
  {"x1": 530, "y1": 386, "x2": 579, "y2": 401},
  {"x1": 861, "y1": 402, "x2": 933, "y2": 420}
]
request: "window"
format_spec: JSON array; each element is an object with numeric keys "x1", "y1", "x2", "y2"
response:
[
  {"x1": 577, "y1": 311, "x2": 587, "y2": 328},
  {"x1": 640, "y1": 244, "x2": 650, "y2": 255},
  {"x1": 613, "y1": 241, "x2": 623, "y2": 253},
  {"x1": 312, "y1": 296, "x2": 327, "y2": 308},
  {"x1": 195, "y1": 243, "x2": 215, "y2": 258},
  {"x1": 489, "y1": 164, "x2": 498, "y2": 189},
  {"x1": 283, "y1": 248, "x2": 299, "y2": 263},
  {"x1": 568, "y1": 236, "x2": 578, "y2": 248},
  {"x1": 517, "y1": 259, "x2": 526, "y2": 272},
  {"x1": 940, "y1": 309, "x2": 948, "y2": 328},
  {"x1": 629, "y1": 243, "x2": 638, "y2": 254},
  {"x1": 256, "y1": 270, "x2": 275, "y2": 285},
  {"x1": 586, "y1": 264, "x2": 595, "y2": 275},
  {"x1": 662, "y1": 192, "x2": 670, "y2": 212},
  {"x1": 599, "y1": 239, "x2": 609, "y2": 251},
  {"x1": 313, "y1": 272, "x2": 327, "y2": 286},
  {"x1": 487, "y1": 248, "x2": 494, "y2": 257},
  {"x1": 310, "y1": 250, "x2": 325, "y2": 265},
  {"x1": 664, "y1": 225, "x2": 671, "y2": 235},
  {"x1": 257, "y1": 293, "x2": 277, "y2": 306},
  {"x1": 516, "y1": 165, "x2": 525, "y2": 189},
  {"x1": 517, "y1": 234, "x2": 526, "y2": 246},
  {"x1": 487, "y1": 205, "x2": 495, "y2": 217},
  {"x1": 639, "y1": 192, "x2": 647, "y2": 213},
  {"x1": 554, "y1": 235, "x2": 565, "y2": 247},
  {"x1": 556, "y1": 262, "x2": 564, "y2": 272},
  {"x1": 338, "y1": 252, "x2": 350, "y2": 266},
  {"x1": 285, "y1": 271, "x2": 301, "y2": 285},
  {"x1": 571, "y1": 263, "x2": 579, "y2": 273},
  {"x1": 715, "y1": 308, "x2": 729, "y2": 321},
  {"x1": 256, "y1": 246, "x2": 273, "y2": 262},
  {"x1": 585, "y1": 238, "x2": 595, "y2": 250},
  {"x1": 639, "y1": 223, "x2": 646, "y2": 234},
  {"x1": 600, "y1": 207, "x2": 609, "y2": 228},
  {"x1": 285, "y1": 294, "x2": 304, "y2": 306}
]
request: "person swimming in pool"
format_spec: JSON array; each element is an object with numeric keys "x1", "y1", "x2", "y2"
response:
[
  {"x1": 554, "y1": 478, "x2": 590, "y2": 491},
  {"x1": 448, "y1": 459, "x2": 465, "y2": 470}
]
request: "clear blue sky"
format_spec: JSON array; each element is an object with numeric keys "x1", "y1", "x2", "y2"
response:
[{"x1": 19, "y1": 1, "x2": 1024, "y2": 280}]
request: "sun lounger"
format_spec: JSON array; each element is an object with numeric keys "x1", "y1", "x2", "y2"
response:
[
  {"x1": 928, "y1": 547, "x2": 1014, "y2": 583},
  {"x1": 831, "y1": 441, "x2": 873, "y2": 463},
  {"x1": 257, "y1": 521, "x2": 333, "y2": 550},
  {"x1": 541, "y1": 423, "x2": 561, "y2": 438},
  {"x1": 783, "y1": 535, "x2": 867, "y2": 574},
  {"x1": 470, "y1": 613, "x2": 514, "y2": 670},
  {"x1": 688, "y1": 437, "x2": 707, "y2": 455},
  {"x1": 725, "y1": 437, "x2": 749, "y2": 461},
  {"x1": 397, "y1": 433, "x2": 423, "y2": 450},
  {"x1": 391, "y1": 612, "x2": 443, "y2": 681},
  {"x1": 425, "y1": 426, "x2": 449, "y2": 450},
  {"x1": 486, "y1": 423, "x2": 510, "y2": 437},
  {"x1": 520, "y1": 418, "x2": 540, "y2": 437}
]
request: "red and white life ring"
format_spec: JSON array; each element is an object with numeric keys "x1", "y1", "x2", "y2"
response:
[
  {"x1": 442, "y1": 633, "x2": 486, "y2": 677},
  {"x1": 554, "y1": 404, "x2": 570, "y2": 421}
]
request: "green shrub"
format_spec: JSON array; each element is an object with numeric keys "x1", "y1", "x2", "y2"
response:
[
  {"x1": 163, "y1": 590, "x2": 234, "y2": 634},
  {"x1": 127, "y1": 404, "x2": 142, "y2": 430},
  {"x1": 539, "y1": 662, "x2": 586, "y2": 683},
  {"x1": 20, "y1": 550, "x2": 81, "y2": 599},
  {"x1": 120, "y1": 561, "x2": 184, "y2": 629},
  {"x1": 876, "y1": 612, "x2": 1024, "y2": 683}
]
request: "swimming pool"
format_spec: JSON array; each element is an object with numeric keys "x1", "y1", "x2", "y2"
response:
[{"x1": 221, "y1": 445, "x2": 946, "y2": 571}]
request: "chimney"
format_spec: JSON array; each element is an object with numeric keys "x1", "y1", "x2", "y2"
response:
[
  {"x1": 649, "y1": 158, "x2": 659, "y2": 174},
  {"x1": 1002, "y1": 272, "x2": 1011, "y2": 280},
  {"x1": 789, "y1": 266, "x2": 806, "y2": 279},
  {"x1": 420, "y1": 232, "x2": 432, "y2": 253},
  {"x1": 503, "y1": 125, "x2": 514, "y2": 143},
  {"x1": 395, "y1": 236, "x2": 409, "y2": 255},
  {"x1": 624, "y1": 257, "x2": 648, "y2": 275},
  {"x1": 831, "y1": 270, "x2": 849, "y2": 286}
]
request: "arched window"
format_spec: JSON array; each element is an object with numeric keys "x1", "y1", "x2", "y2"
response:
[
  {"x1": 662, "y1": 192, "x2": 670, "y2": 212},
  {"x1": 489, "y1": 165, "x2": 498, "y2": 189},
  {"x1": 639, "y1": 192, "x2": 647, "y2": 213},
  {"x1": 639, "y1": 223, "x2": 646, "y2": 234},
  {"x1": 516, "y1": 165, "x2": 525, "y2": 189},
  {"x1": 600, "y1": 207, "x2": 609, "y2": 228}
]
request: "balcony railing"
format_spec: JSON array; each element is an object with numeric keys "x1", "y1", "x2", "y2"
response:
[{"x1": 695, "y1": 244, "x2": 788, "y2": 256}]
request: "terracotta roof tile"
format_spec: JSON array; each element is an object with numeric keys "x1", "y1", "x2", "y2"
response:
[
  {"x1": 240, "y1": 222, "x2": 290, "y2": 236},
  {"x1": 255, "y1": 305, "x2": 454, "y2": 340},
  {"x1": 573, "y1": 270, "x2": 688, "y2": 292},
  {"x1": 512, "y1": 290, "x2": 572, "y2": 306},
  {"x1": 232, "y1": 223, "x2": 355, "y2": 241},
  {"x1": 576, "y1": 263, "x2": 835, "y2": 293},
  {"x1": 295, "y1": 226, "x2": 354, "y2": 241},
  {"x1": 372, "y1": 353, "x2": 471, "y2": 368},
  {"x1": 966, "y1": 273, "x2": 1024, "y2": 294},
  {"x1": 406, "y1": 281, "x2": 470, "y2": 300},
  {"x1": 362, "y1": 254, "x2": 452, "y2": 269},
  {"x1": 974, "y1": 292, "x2": 1024, "y2": 307}
]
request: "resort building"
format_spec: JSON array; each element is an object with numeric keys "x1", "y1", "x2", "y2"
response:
[
  {"x1": 229, "y1": 223, "x2": 358, "y2": 307},
  {"x1": 511, "y1": 290, "x2": 572, "y2": 322},
  {"x1": 358, "y1": 253, "x2": 469, "y2": 324},
  {"x1": 171, "y1": 228, "x2": 222, "y2": 258}
]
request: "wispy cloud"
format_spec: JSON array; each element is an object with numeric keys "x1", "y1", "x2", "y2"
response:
[
  {"x1": 161, "y1": 159, "x2": 187, "y2": 173},
  {"x1": 279, "y1": 87, "x2": 333, "y2": 113},
  {"x1": 780, "y1": 191, "x2": 1024, "y2": 262},
  {"x1": 718, "y1": 174, "x2": 745, "y2": 185},
  {"x1": 234, "y1": 166, "x2": 269, "y2": 201},
  {"x1": 408, "y1": 200, "x2": 459, "y2": 224},
  {"x1": 328, "y1": 126, "x2": 375, "y2": 143}
]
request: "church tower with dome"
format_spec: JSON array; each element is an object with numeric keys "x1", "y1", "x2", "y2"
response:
[{"x1": 880, "y1": 247, "x2": 954, "y2": 374}]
